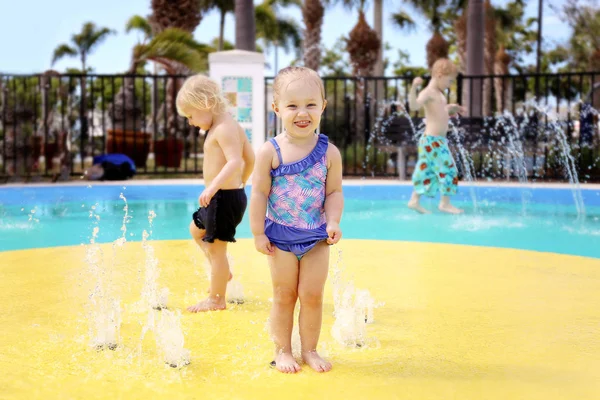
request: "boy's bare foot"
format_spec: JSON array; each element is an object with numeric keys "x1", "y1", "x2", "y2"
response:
[
  {"x1": 206, "y1": 272, "x2": 233, "y2": 293},
  {"x1": 302, "y1": 350, "x2": 332, "y2": 373},
  {"x1": 408, "y1": 200, "x2": 430, "y2": 214},
  {"x1": 187, "y1": 297, "x2": 226, "y2": 312},
  {"x1": 438, "y1": 203, "x2": 464, "y2": 214},
  {"x1": 274, "y1": 352, "x2": 301, "y2": 374}
]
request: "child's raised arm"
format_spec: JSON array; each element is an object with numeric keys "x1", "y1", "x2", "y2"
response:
[
  {"x1": 324, "y1": 144, "x2": 344, "y2": 245},
  {"x1": 249, "y1": 143, "x2": 275, "y2": 255},
  {"x1": 408, "y1": 77, "x2": 431, "y2": 112}
]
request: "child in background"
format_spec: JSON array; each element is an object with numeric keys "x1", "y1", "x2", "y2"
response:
[{"x1": 407, "y1": 58, "x2": 466, "y2": 214}]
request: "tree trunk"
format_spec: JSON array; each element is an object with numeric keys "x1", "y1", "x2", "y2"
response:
[
  {"x1": 455, "y1": 12, "x2": 469, "y2": 117},
  {"x1": 373, "y1": 0, "x2": 383, "y2": 76},
  {"x1": 235, "y1": 0, "x2": 256, "y2": 51},
  {"x1": 591, "y1": 50, "x2": 600, "y2": 109},
  {"x1": 302, "y1": 0, "x2": 324, "y2": 71},
  {"x1": 455, "y1": 14, "x2": 467, "y2": 73},
  {"x1": 373, "y1": 0, "x2": 385, "y2": 112},
  {"x1": 494, "y1": 46, "x2": 512, "y2": 113},
  {"x1": 482, "y1": 0, "x2": 496, "y2": 116},
  {"x1": 466, "y1": 0, "x2": 485, "y2": 117},
  {"x1": 219, "y1": 10, "x2": 226, "y2": 51},
  {"x1": 426, "y1": 31, "x2": 449, "y2": 69}
]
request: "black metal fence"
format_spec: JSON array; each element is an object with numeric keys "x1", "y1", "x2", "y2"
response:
[
  {"x1": 0, "y1": 73, "x2": 202, "y2": 181},
  {"x1": 265, "y1": 72, "x2": 600, "y2": 182},
  {"x1": 1, "y1": 71, "x2": 599, "y2": 182}
]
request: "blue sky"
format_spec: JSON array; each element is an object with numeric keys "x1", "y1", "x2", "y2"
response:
[{"x1": 0, "y1": 0, "x2": 568, "y2": 76}]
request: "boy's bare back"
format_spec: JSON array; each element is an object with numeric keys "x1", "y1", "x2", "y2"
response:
[{"x1": 203, "y1": 114, "x2": 252, "y2": 189}]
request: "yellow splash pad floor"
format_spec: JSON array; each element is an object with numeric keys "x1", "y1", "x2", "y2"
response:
[{"x1": 1, "y1": 239, "x2": 600, "y2": 399}]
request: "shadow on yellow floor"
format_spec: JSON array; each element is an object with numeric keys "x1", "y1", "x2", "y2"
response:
[{"x1": 1, "y1": 239, "x2": 599, "y2": 399}]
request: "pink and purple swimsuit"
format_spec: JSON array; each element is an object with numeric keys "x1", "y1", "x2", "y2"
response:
[{"x1": 264, "y1": 134, "x2": 330, "y2": 259}]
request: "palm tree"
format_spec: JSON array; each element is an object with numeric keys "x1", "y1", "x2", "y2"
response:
[
  {"x1": 115, "y1": 28, "x2": 214, "y2": 132},
  {"x1": 204, "y1": 0, "x2": 301, "y2": 68},
  {"x1": 390, "y1": 10, "x2": 416, "y2": 35},
  {"x1": 255, "y1": 0, "x2": 302, "y2": 71},
  {"x1": 302, "y1": 0, "x2": 325, "y2": 70},
  {"x1": 236, "y1": 0, "x2": 256, "y2": 50},
  {"x1": 204, "y1": 0, "x2": 235, "y2": 51},
  {"x1": 347, "y1": 1, "x2": 380, "y2": 76},
  {"x1": 51, "y1": 22, "x2": 115, "y2": 157},
  {"x1": 346, "y1": 0, "x2": 381, "y2": 146},
  {"x1": 548, "y1": 0, "x2": 600, "y2": 106},
  {"x1": 129, "y1": 29, "x2": 213, "y2": 75},
  {"x1": 148, "y1": 0, "x2": 205, "y2": 142},
  {"x1": 125, "y1": 15, "x2": 154, "y2": 43},
  {"x1": 148, "y1": 0, "x2": 203, "y2": 34},
  {"x1": 452, "y1": 0, "x2": 536, "y2": 113},
  {"x1": 466, "y1": 0, "x2": 485, "y2": 117},
  {"x1": 454, "y1": 1, "x2": 499, "y2": 115},
  {"x1": 51, "y1": 22, "x2": 115, "y2": 72},
  {"x1": 402, "y1": 0, "x2": 463, "y2": 69},
  {"x1": 327, "y1": 0, "x2": 395, "y2": 76},
  {"x1": 492, "y1": 0, "x2": 537, "y2": 112}
]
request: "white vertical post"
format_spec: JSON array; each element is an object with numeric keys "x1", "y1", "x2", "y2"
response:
[{"x1": 208, "y1": 50, "x2": 266, "y2": 153}]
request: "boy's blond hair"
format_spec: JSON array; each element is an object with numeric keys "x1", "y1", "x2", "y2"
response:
[
  {"x1": 272, "y1": 66, "x2": 325, "y2": 105},
  {"x1": 431, "y1": 58, "x2": 458, "y2": 78},
  {"x1": 176, "y1": 74, "x2": 229, "y2": 116}
]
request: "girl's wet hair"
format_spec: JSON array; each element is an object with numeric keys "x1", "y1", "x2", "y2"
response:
[
  {"x1": 176, "y1": 74, "x2": 229, "y2": 116},
  {"x1": 272, "y1": 66, "x2": 325, "y2": 104}
]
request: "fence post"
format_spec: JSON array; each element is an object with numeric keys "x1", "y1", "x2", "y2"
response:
[{"x1": 457, "y1": 73, "x2": 463, "y2": 105}]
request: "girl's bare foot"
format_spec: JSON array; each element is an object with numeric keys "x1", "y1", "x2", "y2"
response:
[
  {"x1": 438, "y1": 203, "x2": 464, "y2": 214},
  {"x1": 302, "y1": 350, "x2": 332, "y2": 373},
  {"x1": 274, "y1": 352, "x2": 301, "y2": 374},
  {"x1": 187, "y1": 297, "x2": 226, "y2": 312},
  {"x1": 408, "y1": 199, "x2": 430, "y2": 214}
]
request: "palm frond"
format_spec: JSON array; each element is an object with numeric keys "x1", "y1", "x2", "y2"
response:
[
  {"x1": 390, "y1": 11, "x2": 416, "y2": 32},
  {"x1": 153, "y1": 28, "x2": 214, "y2": 53},
  {"x1": 51, "y1": 44, "x2": 77, "y2": 66},
  {"x1": 134, "y1": 28, "x2": 213, "y2": 73},
  {"x1": 87, "y1": 27, "x2": 116, "y2": 53},
  {"x1": 274, "y1": 19, "x2": 302, "y2": 53},
  {"x1": 125, "y1": 15, "x2": 153, "y2": 39},
  {"x1": 255, "y1": 2, "x2": 302, "y2": 55},
  {"x1": 71, "y1": 22, "x2": 115, "y2": 53},
  {"x1": 264, "y1": 0, "x2": 302, "y2": 9}
]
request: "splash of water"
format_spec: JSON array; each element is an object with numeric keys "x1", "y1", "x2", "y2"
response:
[
  {"x1": 493, "y1": 112, "x2": 532, "y2": 216},
  {"x1": 85, "y1": 212, "x2": 121, "y2": 351},
  {"x1": 330, "y1": 249, "x2": 379, "y2": 348},
  {"x1": 139, "y1": 209, "x2": 168, "y2": 310},
  {"x1": 524, "y1": 100, "x2": 586, "y2": 218},
  {"x1": 155, "y1": 309, "x2": 191, "y2": 368},
  {"x1": 449, "y1": 121, "x2": 479, "y2": 212},
  {"x1": 137, "y1": 210, "x2": 190, "y2": 367},
  {"x1": 141, "y1": 230, "x2": 168, "y2": 310},
  {"x1": 117, "y1": 192, "x2": 130, "y2": 245},
  {"x1": 27, "y1": 208, "x2": 39, "y2": 224}
]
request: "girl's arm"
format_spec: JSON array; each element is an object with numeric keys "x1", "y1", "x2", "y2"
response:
[
  {"x1": 249, "y1": 143, "x2": 275, "y2": 255},
  {"x1": 324, "y1": 144, "x2": 344, "y2": 244}
]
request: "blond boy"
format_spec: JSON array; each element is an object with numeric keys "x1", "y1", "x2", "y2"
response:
[
  {"x1": 176, "y1": 74, "x2": 255, "y2": 312},
  {"x1": 408, "y1": 58, "x2": 466, "y2": 214}
]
